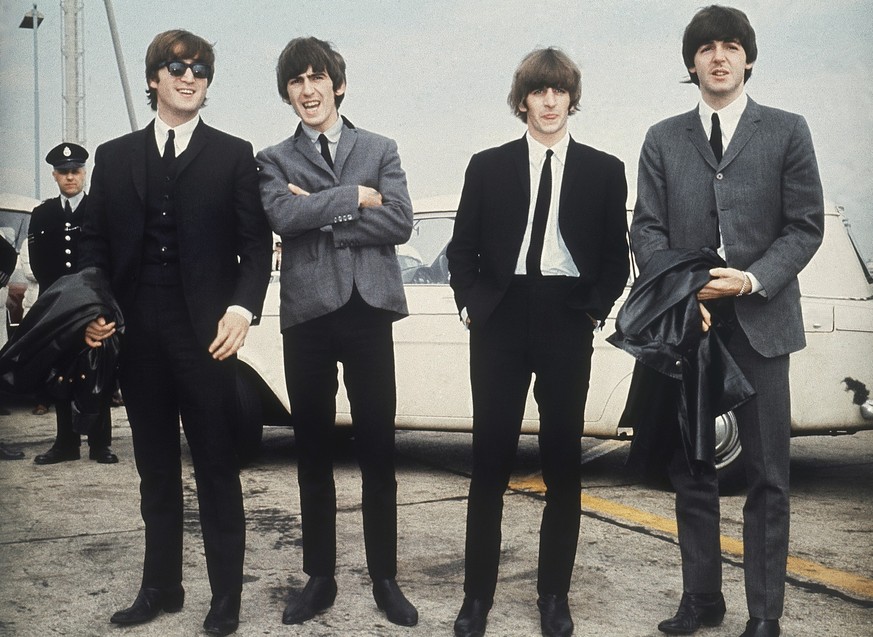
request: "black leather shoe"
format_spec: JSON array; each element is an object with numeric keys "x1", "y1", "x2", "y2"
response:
[
  {"x1": 658, "y1": 592, "x2": 726, "y2": 634},
  {"x1": 538, "y1": 594, "x2": 574, "y2": 637},
  {"x1": 89, "y1": 447, "x2": 119, "y2": 464},
  {"x1": 34, "y1": 446, "x2": 80, "y2": 465},
  {"x1": 373, "y1": 578, "x2": 418, "y2": 626},
  {"x1": 454, "y1": 597, "x2": 492, "y2": 637},
  {"x1": 739, "y1": 618, "x2": 780, "y2": 637},
  {"x1": 110, "y1": 585, "x2": 185, "y2": 625},
  {"x1": 203, "y1": 593, "x2": 241, "y2": 636},
  {"x1": 0, "y1": 443, "x2": 24, "y2": 460},
  {"x1": 282, "y1": 576, "x2": 337, "y2": 625}
]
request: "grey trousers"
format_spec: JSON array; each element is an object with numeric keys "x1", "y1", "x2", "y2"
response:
[{"x1": 669, "y1": 328, "x2": 791, "y2": 619}]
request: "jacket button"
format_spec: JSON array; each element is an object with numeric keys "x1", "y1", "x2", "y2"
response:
[
  {"x1": 716, "y1": 173, "x2": 724, "y2": 180},
  {"x1": 65, "y1": 262, "x2": 72, "y2": 268},
  {"x1": 675, "y1": 360, "x2": 681, "y2": 367},
  {"x1": 65, "y1": 235, "x2": 71, "y2": 241}
]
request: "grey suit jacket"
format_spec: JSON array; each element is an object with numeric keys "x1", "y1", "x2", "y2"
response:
[
  {"x1": 632, "y1": 97, "x2": 824, "y2": 358},
  {"x1": 257, "y1": 118, "x2": 413, "y2": 330}
]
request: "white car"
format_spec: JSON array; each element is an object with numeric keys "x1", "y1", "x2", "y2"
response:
[{"x1": 237, "y1": 198, "x2": 873, "y2": 489}]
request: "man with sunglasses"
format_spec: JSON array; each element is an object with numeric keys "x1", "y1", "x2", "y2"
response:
[{"x1": 81, "y1": 29, "x2": 272, "y2": 637}]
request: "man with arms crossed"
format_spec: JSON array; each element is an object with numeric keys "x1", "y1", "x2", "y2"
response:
[
  {"x1": 257, "y1": 37, "x2": 417, "y2": 628},
  {"x1": 447, "y1": 48, "x2": 629, "y2": 637},
  {"x1": 632, "y1": 6, "x2": 823, "y2": 637},
  {"x1": 81, "y1": 30, "x2": 272, "y2": 636}
]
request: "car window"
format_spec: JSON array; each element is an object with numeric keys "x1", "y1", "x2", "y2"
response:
[{"x1": 398, "y1": 216, "x2": 455, "y2": 285}]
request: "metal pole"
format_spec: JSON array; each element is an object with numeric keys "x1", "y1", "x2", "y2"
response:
[
  {"x1": 103, "y1": 0, "x2": 138, "y2": 131},
  {"x1": 32, "y1": 3, "x2": 40, "y2": 199}
]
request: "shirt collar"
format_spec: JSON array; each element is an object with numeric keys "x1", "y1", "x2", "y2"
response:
[
  {"x1": 154, "y1": 114, "x2": 201, "y2": 153},
  {"x1": 301, "y1": 115, "x2": 344, "y2": 145},
  {"x1": 526, "y1": 131, "x2": 570, "y2": 168},
  {"x1": 62, "y1": 191, "x2": 85, "y2": 211},
  {"x1": 699, "y1": 91, "x2": 748, "y2": 140}
]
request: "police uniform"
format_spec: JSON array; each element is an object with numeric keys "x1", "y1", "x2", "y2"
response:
[{"x1": 30, "y1": 143, "x2": 117, "y2": 465}]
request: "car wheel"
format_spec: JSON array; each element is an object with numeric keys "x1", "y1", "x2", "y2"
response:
[
  {"x1": 715, "y1": 410, "x2": 746, "y2": 493},
  {"x1": 235, "y1": 371, "x2": 264, "y2": 466}
]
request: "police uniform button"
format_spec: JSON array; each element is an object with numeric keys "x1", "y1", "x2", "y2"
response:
[
  {"x1": 64, "y1": 235, "x2": 71, "y2": 241},
  {"x1": 65, "y1": 262, "x2": 72, "y2": 268},
  {"x1": 65, "y1": 222, "x2": 72, "y2": 228},
  {"x1": 65, "y1": 249, "x2": 71, "y2": 255}
]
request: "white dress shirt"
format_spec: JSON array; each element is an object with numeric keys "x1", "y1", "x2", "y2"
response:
[
  {"x1": 697, "y1": 92, "x2": 764, "y2": 295},
  {"x1": 515, "y1": 132, "x2": 579, "y2": 277}
]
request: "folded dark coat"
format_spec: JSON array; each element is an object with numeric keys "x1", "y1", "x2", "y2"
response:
[
  {"x1": 606, "y1": 248, "x2": 755, "y2": 474},
  {"x1": 0, "y1": 267, "x2": 123, "y2": 433}
]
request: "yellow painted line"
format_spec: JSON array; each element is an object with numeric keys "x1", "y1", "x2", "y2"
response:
[{"x1": 509, "y1": 474, "x2": 873, "y2": 601}]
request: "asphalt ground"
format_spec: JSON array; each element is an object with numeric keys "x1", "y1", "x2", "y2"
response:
[{"x1": 1, "y1": 399, "x2": 871, "y2": 636}]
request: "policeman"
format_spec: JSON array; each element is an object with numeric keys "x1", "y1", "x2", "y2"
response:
[{"x1": 29, "y1": 142, "x2": 117, "y2": 465}]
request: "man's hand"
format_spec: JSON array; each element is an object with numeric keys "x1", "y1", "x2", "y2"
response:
[
  {"x1": 358, "y1": 186, "x2": 383, "y2": 208},
  {"x1": 697, "y1": 267, "x2": 746, "y2": 301},
  {"x1": 288, "y1": 183, "x2": 310, "y2": 196},
  {"x1": 209, "y1": 311, "x2": 249, "y2": 361},
  {"x1": 699, "y1": 302, "x2": 712, "y2": 333},
  {"x1": 85, "y1": 316, "x2": 117, "y2": 348}
]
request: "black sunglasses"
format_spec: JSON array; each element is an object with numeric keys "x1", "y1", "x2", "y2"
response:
[{"x1": 160, "y1": 60, "x2": 211, "y2": 79}]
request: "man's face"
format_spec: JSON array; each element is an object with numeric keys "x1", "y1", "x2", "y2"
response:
[
  {"x1": 520, "y1": 87, "x2": 571, "y2": 146},
  {"x1": 690, "y1": 40, "x2": 752, "y2": 107},
  {"x1": 149, "y1": 58, "x2": 208, "y2": 126},
  {"x1": 285, "y1": 66, "x2": 345, "y2": 133},
  {"x1": 52, "y1": 167, "x2": 86, "y2": 198}
]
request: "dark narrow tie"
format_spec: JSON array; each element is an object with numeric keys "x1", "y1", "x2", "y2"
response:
[
  {"x1": 64, "y1": 200, "x2": 72, "y2": 216},
  {"x1": 525, "y1": 149, "x2": 553, "y2": 276},
  {"x1": 710, "y1": 112, "x2": 723, "y2": 163},
  {"x1": 318, "y1": 134, "x2": 334, "y2": 169},
  {"x1": 163, "y1": 129, "x2": 176, "y2": 168}
]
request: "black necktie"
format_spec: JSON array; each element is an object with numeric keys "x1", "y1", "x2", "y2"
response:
[
  {"x1": 64, "y1": 200, "x2": 72, "y2": 216},
  {"x1": 710, "y1": 112, "x2": 723, "y2": 163},
  {"x1": 163, "y1": 129, "x2": 176, "y2": 168},
  {"x1": 525, "y1": 149, "x2": 553, "y2": 276},
  {"x1": 318, "y1": 134, "x2": 334, "y2": 169}
]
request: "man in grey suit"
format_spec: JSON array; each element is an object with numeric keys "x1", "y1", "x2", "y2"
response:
[
  {"x1": 257, "y1": 36, "x2": 417, "y2": 628},
  {"x1": 632, "y1": 6, "x2": 823, "y2": 637}
]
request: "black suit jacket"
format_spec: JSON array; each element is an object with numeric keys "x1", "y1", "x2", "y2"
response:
[
  {"x1": 80, "y1": 119, "x2": 272, "y2": 348},
  {"x1": 447, "y1": 136, "x2": 629, "y2": 326},
  {"x1": 28, "y1": 194, "x2": 87, "y2": 290}
]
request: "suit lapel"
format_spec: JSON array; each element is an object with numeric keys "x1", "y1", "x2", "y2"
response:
[
  {"x1": 292, "y1": 122, "x2": 338, "y2": 181},
  {"x1": 333, "y1": 118, "x2": 357, "y2": 180},
  {"x1": 720, "y1": 98, "x2": 761, "y2": 168},
  {"x1": 685, "y1": 108, "x2": 719, "y2": 170},
  {"x1": 174, "y1": 120, "x2": 209, "y2": 178},
  {"x1": 130, "y1": 124, "x2": 150, "y2": 203}
]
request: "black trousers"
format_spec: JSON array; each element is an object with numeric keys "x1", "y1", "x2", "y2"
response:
[
  {"x1": 463, "y1": 277, "x2": 594, "y2": 601},
  {"x1": 669, "y1": 328, "x2": 791, "y2": 619},
  {"x1": 119, "y1": 283, "x2": 245, "y2": 598},
  {"x1": 52, "y1": 398, "x2": 112, "y2": 451},
  {"x1": 283, "y1": 290, "x2": 398, "y2": 580}
]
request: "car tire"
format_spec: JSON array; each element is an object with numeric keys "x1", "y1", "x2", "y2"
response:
[
  {"x1": 715, "y1": 410, "x2": 746, "y2": 494},
  {"x1": 235, "y1": 371, "x2": 264, "y2": 466}
]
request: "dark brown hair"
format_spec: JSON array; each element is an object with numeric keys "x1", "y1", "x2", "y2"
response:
[
  {"x1": 508, "y1": 48, "x2": 581, "y2": 123},
  {"x1": 276, "y1": 37, "x2": 347, "y2": 108},
  {"x1": 682, "y1": 5, "x2": 757, "y2": 86},
  {"x1": 145, "y1": 30, "x2": 215, "y2": 110}
]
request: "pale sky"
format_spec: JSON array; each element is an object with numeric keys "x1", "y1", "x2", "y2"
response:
[{"x1": 1, "y1": 0, "x2": 871, "y2": 257}]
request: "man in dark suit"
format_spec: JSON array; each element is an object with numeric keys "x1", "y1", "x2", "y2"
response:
[
  {"x1": 257, "y1": 37, "x2": 417, "y2": 628},
  {"x1": 80, "y1": 30, "x2": 272, "y2": 637},
  {"x1": 632, "y1": 7, "x2": 824, "y2": 637},
  {"x1": 29, "y1": 142, "x2": 116, "y2": 465},
  {"x1": 446, "y1": 48, "x2": 629, "y2": 637}
]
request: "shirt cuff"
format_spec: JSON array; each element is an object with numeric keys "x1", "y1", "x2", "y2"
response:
[
  {"x1": 745, "y1": 271, "x2": 766, "y2": 297},
  {"x1": 226, "y1": 305, "x2": 253, "y2": 324}
]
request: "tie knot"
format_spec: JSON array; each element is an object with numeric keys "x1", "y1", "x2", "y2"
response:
[
  {"x1": 167, "y1": 129, "x2": 176, "y2": 141},
  {"x1": 711, "y1": 112, "x2": 720, "y2": 126},
  {"x1": 545, "y1": 149, "x2": 554, "y2": 160}
]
